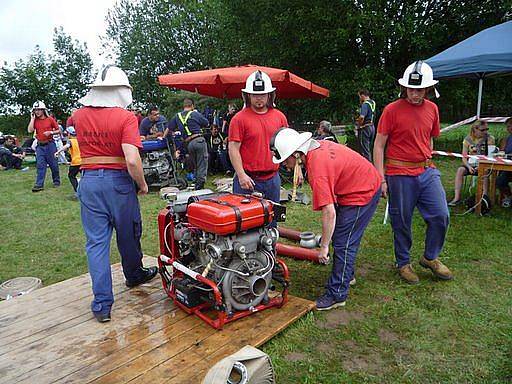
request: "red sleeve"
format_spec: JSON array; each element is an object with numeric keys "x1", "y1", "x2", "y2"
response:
[
  {"x1": 228, "y1": 114, "x2": 243, "y2": 142},
  {"x1": 431, "y1": 104, "x2": 440, "y2": 138},
  {"x1": 52, "y1": 118, "x2": 59, "y2": 129},
  {"x1": 377, "y1": 105, "x2": 393, "y2": 135},
  {"x1": 310, "y1": 176, "x2": 336, "y2": 211},
  {"x1": 121, "y1": 113, "x2": 142, "y2": 148},
  {"x1": 281, "y1": 114, "x2": 288, "y2": 128}
]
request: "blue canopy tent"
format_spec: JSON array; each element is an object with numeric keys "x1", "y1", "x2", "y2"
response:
[{"x1": 426, "y1": 21, "x2": 512, "y2": 123}]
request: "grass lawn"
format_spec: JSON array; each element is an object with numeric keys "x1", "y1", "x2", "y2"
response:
[{"x1": 1, "y1": 155, "x2": 511, "y2": 383}]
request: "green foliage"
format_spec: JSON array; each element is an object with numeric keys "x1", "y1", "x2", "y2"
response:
[
  {"x1": 0, "y1": 27, "x2": 93, "y2": 120},
  {"x1": 103, "y1": 0, "x2": 223, "y2": 107},
  {"x1": 103, "y1": 0, "x2": 511, "y2": 124}
]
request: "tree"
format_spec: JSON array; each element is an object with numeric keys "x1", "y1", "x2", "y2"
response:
[
  {"x1": 0, "y1": 27, "x2": 93, "y2": 119},
  {"x1": 103, "y1": 0, "x2": 223, "y2": 107}
]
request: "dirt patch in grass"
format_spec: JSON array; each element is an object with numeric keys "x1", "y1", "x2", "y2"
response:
[
  {"x1": 284, "y1": 352, "x2": 307, "y2": 362},
  {"x1": 342, "y1": 352, "x2": 384, "y2": 374},
  {"x1": 378, "y1": 328, "x2": 400, "y2": 344},
  {"x1": 317, "y1": 310, "x2": 365, "y2": 329},
  {"x1": 356, "y1": 263, "x2": 370, "y2": 277},
  {"x1": 342, "y1": 340, "x2": 358, "y2": 349},
  {"x1": 316, "y1": 342, "x2": 336, "y2": 354}
]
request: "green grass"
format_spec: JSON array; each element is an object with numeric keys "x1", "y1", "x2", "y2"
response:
[{"x1": 1, "y1": 158, "x2": 511, "y2": 383}]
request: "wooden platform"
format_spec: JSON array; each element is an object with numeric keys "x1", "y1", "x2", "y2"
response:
[{"x1": 0, "y1": 257, "x2": 314, "y2": 383}]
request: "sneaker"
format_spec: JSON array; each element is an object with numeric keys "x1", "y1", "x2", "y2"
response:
[
  {"x1": 398, "y1": 264, "x2": 420, "y2": 284},
  {"x1": 53, "y1": 183, "x2": 60, "y2": 188},
  {"x1": 21, "y1": 166, "x2": 30, "y2": 172},
  {"x1": 93, "y1": 311, "x2": 111, "y2": 323},
  {"x1": 419, "y1": 256, "x2": 453, "y2": 280},
  {"x1": 349, "y1": 277, "x2": 356, "y2": 286},
  {"x1": 502, "y1": 197, "x2": 511, "y2": 208},
  {"x1": 32, "y1": 185, "x2": 44, "y2": 192},
  {"x1": 448, "y1": 199, "x2": 462, "y2": 207},
  {"x1": 125, "y1": 266, "x2": 158, "y2": 288},
  {"x1": 315, "y1": 293, "x2": 346, "y2": 311}
]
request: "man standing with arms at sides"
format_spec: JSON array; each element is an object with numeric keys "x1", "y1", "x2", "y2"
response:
[
  {"x1": 165, "y1": 98, "x2": 209, "y2": 190},
  {"x1": 27, "y1": 101, "x2": 61, "y2": 192},
  {"x1": 374, "y1": 61, "x2": 453, "y2": 285},
  {"x1": 74, "y1": 65, "x2": 157, "y2": 323},
  {"x1": 356, "y1": 89, "x2": 376, "y2": 162},
  {"x1": 228, "y1": 70, "x2": 288, "y2": 207}
]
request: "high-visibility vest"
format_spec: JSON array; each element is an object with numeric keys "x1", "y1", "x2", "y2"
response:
[
  {"x1": 177, "y1": 110, "x2": 194, "y2": 136},
  {"x1": 363, "y1": 99, "x2": 376, "y2": 123}
]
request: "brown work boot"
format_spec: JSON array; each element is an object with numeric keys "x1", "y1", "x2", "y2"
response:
[
  {"x1": 398, "y1": 264, "x2": 419, "y2": 284},
  {"x1": 419, "y1": 256, "x2": 453, "y2": 280}
]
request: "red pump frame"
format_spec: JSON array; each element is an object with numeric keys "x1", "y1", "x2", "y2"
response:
[{"x1": 157, "y1": 207, "x2": 290, "y2": 330}]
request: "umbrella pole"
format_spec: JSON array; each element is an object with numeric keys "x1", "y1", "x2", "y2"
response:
[{"x1": 476, "y1": 78, "x2": 483, "y2": 119}]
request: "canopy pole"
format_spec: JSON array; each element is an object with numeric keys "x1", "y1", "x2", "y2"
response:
[{"x1": 476, "y1": 78, "x2": 483, "y2": 118}]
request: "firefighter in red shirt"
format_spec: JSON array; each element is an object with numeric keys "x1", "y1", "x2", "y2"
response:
[
  {"x1": 228, "y1": 70, "x2": 288, "y2": 209},
  {"x1": 374, "y1": 61, "x2": 453, "y2": 284},
  {"x1": 74, "y1": 66, "x2": 157, "y2": 323},
  {"x1": 271, "y1": 128, "x2": 381, "y2": 311},
  {"x1": 27, "y1": 101, "x2": 61, "y2": 192}
]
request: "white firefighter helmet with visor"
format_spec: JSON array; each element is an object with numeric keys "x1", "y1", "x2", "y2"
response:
[
  {"x1": 398, "y1": 60, "x2": 438, "y2": 89},
  {"x1": 32, "y1": 100, "x2": 47, "y2": 110},
  {"x1": 270, "y1": 128, "x2": 316, "y2": 164},
  {"x1": 242, "y1": 70, "x2": 276, "y2": 94},
  {"x1": 89, "y1": 65, "x2": 132, "y2": 89}
]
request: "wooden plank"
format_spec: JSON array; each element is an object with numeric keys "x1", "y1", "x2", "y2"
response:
[
  {"x1": 1, "y1": 256, "x2": 314, "y2": 384},
  {"x1": 0, "y1": 288, "x2": 170, "y2": 384},
  {"x1": 0, "y1": 281, "x2": 161, "y2": 350},
  {"x1": 0, "y1": 256, "x2": 156, "y2": 321},
  {"x1": 128, "y1": 296, "x2": 314, "y2": 384}
]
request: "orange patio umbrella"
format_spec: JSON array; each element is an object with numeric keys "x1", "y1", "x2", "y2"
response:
[{"x1": 158, "y1": 64, "x2": 329, "y2": 99}]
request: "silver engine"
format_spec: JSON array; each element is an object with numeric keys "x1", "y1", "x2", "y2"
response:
[
  {"x1": 142, "y1": 150, "x2": 172, "y2": 188},
  {"x1": 173, "y1": 222, "x2": 280, "y2": 313}
]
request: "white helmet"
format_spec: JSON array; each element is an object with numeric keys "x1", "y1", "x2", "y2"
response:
[
  {"x1": 32, "y1": 101, "x2": 47, "y2": 110},
  {"x1": 66, "y1": 126, "x2": 76, "y2": 135},
  {"x1": 270, "y1": 128, "x2": 317, "y2": 164},
  {"x1": 242, "y1": 70, "x2": 275, "y2": 94},
  {"x1": 89, "y1": 65, "x2": 132, "y2": 89},
  {"x1": 398, "y1": 61, "x2": 438, "y2": 89}
]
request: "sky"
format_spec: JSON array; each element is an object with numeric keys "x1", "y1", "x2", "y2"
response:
[{"x1": 0, "y1": 0, "x2": 118, "y2": 69}]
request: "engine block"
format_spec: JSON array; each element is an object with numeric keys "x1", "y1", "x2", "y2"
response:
[{"x1": 158, "y1": 191, "x2": 289, "y2": 329}]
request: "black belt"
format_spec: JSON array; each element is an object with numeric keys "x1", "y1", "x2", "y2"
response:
[
  {"x1": 185, "y1": 134, "x2": 203, "y2": 143},
  {"x1": 37, "y1": 141, "x2": 52, "y2": 146}
]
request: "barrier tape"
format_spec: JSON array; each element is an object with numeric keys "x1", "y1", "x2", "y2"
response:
[
  {"x1": 440, "y1": 116, "x2": 510, "y2": 133},
  {"x1": 432, "y1": 150, "x2": 512, "y2": 165}
]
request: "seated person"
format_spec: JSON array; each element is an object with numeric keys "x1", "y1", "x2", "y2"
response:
[
  {"x1": 139, "y1": 106, "x2": 167, "y2": 140},
  {"x1": 0, "y1": 135, "x2": 25, "y2": 170},
  {"x1": 205, "y1": 124, "x2": 228, "y2": 174},
  {"x1": 313, "y1": 120, "x2": 339, "y2": 143},
  {"x1": 497, "y1": 117, "x2": 512, "y2": 207},
  {"x1": 449, "y1": 120, "x2": 495, "y2": 206}
]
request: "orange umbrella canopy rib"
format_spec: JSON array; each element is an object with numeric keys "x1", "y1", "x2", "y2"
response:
[{"x1": 158, "y1": 64, "x2": 329, "y2": 99}]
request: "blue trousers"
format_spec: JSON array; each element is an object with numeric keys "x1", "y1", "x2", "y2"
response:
[
  {"x1": 35, "y1": 142, "x2": 60, "y2": 187},
  {"x1": 326, "y1": 190, "x2": 380, "y2": 301},
  {"x1": 233, "y1": 172, "x2": 281, "y2": 226},
  {"x1": 78, "y1": 169, "x2": 144, "y2": 315},
  {"x1": 387, "y1": 168, "x2": 450, "y2": 268}
]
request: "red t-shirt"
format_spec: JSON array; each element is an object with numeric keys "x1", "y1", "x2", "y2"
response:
[
  {"x1": 74, "y1": 107, "x2": 142, "y2": 170},
  {"x1": 34, "y1": 117, "x2": 58, "y2": 142},
  {"x1": 306, "y1": 141, "x2": 382, "y2": 210},
  {"x1": 228, "y1": 107, "x2": 288, "y2": 179},
  {"x1": 66, "y1": 116, "x2": 74, "y2": 127},
  {"x1": 377, "y1": 98, "x2": 440, "y2": 176}
]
